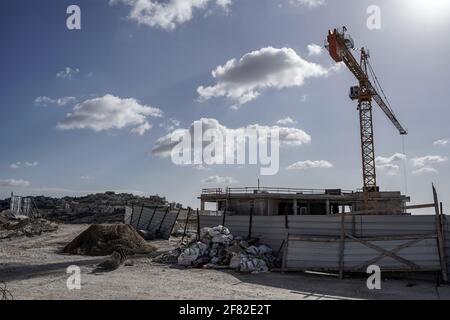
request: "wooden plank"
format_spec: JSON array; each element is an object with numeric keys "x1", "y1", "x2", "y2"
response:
[
  {"x1": 338, "y1": 212, "x2": 345, "y2": 280},
  {"x1": 345, "y1": 234, "x2": 421, "y2": 270},
  {"x1": 351, "y1": 238, "x2": 425, "y2": 271},
  {"x1": 196, "y1": 209, "x2": 200, "y2": 236},
  {"x1": 433, "y1": 184, "x2": 448, "y2": 282},
  {"x1": 181, "y1": 208, "x2": 191, "y2": 242},
  {"x1": 136, "y1": 204, "x2": 144, "y2": 229},
  {"x1": 282, "y1": 230, "x2": 288, "y2": 273},
  {"x1": 288, "y1": 234, "x2": 436, "y2": 242},
  {"x1": 145, "y1": 207, "x2": 158, "y2": 230},
  {"x1": 404, "y1": 203, "x2": 435, "y2": 210}
]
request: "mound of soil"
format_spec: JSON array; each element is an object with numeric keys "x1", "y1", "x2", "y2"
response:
[{"x1": 62, "y1": 224, "x2": 156, "y2": 256}]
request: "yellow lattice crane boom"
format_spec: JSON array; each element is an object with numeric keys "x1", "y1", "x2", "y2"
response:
[{"x1": 325, "y1": 27, "x2": 407, "y2": 208}]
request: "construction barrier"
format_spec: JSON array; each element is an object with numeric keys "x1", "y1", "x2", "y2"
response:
[
  {"x1": 125, "y1": 184, "x2": 449, "y2": 280},
  {"x1": 125, "y1": 206, "x2": 180, "y2": 240},
  {"x1": 198, "y1": 213, "x2": 448, "y2": 278}
]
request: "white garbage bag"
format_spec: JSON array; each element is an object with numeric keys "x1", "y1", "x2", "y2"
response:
[
  {"x1": 177, "y1": 241, "x2": 209, "y2": 266},
  {"x1": 229, "y1": 254, "x2": 242, "y2": 269},
  {"x1": 239, "y1": 256, "x2": 269, "y2": 274}
]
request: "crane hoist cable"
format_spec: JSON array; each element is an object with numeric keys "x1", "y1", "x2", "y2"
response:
[
  {"x1": 367, "y1": 55, "x2": 409, "y2": 195},
  {"x1": 366, "y1": 57, "x2": 396, "y2": 115}
]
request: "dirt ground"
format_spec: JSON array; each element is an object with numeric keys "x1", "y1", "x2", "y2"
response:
[{"x1": 1, "y1": 224, "x2": 450, "y2": 300}]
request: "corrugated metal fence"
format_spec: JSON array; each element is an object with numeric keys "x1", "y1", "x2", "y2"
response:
[
  {"x1": 125, "y1": 204, "x2": 448, "y2": 278},
  {"x1": 125, "y1": 205, "x2": 180, "y2": 240},
  {"x1": 198, "y1": 213, "x2": 447, "y2": 277}
]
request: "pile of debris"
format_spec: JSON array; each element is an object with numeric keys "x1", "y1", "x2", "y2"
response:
[
  {"x1": 63, "y1": 224, "x2": 156, "y2": 256},
  {"x1": 153, "y1": 226, "x2": 280, "y2": 273},
  {"x1": 0, "y1": 192, "x2": 182, "y2": 225},
  {"x1": 0, "y1": 211, "x2": 58, "y2": 240}
]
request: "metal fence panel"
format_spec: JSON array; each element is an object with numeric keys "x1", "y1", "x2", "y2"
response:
[
  {"x1": 359, "y1": 215, "x2": 436, "y2": 237},
  {"x1": 125, "y1": 206, "x2": 178, "y2": 240},
  {"x1": 198, "y1": 213, "x2": 445, "y2": 273},
  {"x1": 287, "y1": 238, "x2": 440, "y2": 271},
  {"x1": 124, "y1": 206, "x2": 133, "y2": 224}
]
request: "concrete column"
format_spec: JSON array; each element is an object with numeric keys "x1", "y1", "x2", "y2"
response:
[
  {"x1": 200, "y1": 200, "x2": 205, "y2": 211},
  {"x1": 325, "y1": 200, "x2": 330, "y2": 215},
  {"x1": 293, "y1": 199, "x2": 298, "y2": 215}
]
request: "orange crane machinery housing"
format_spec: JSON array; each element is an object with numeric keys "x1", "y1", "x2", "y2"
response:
[{"x1": 325, "y1": 27, "x2": 407, "y2": 209}]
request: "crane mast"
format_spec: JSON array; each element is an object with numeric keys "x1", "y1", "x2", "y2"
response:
[
  {"x1": 358, "y1": 48, "x2": 377, "y2": 193},
  {"x1": 326, "y1": 27, "x2": 407, "y2": 209}
]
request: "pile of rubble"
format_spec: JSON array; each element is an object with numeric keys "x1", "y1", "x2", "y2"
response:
[
  {"x1": 0, "y1": 211, "x2": 58, "y2": 240},
  {"x1": 153, "y1": 226, "x2": 280, "y2": 273},
  {"x1": 0, "y1": 192, "x2": 183, "y2": 225}
]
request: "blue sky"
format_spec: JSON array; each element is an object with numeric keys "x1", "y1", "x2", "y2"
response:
[{"x1": 1, "y1": 0, "x2": 449, "y2": 211}]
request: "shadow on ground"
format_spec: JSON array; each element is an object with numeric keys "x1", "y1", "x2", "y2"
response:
[
  {"x1": 217, "y1": 269, "x2": 444, "y2": 300},
  {"x1": 0, "y1": 258, "x2": 103, "y2": 282}
]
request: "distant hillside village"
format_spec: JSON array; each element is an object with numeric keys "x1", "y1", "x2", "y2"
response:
[{"x1": 0, "y1": 192, "x2": 183, "y2": 224}]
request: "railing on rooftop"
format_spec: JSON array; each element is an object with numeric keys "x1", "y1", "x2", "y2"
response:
[{"x1": 201, "y1": 187, "x2": 354, "y2": 196}]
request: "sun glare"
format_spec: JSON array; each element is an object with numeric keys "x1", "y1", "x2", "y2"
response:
[{"x1": 407, "y1": 0, "x2": 450, "y2": 21}]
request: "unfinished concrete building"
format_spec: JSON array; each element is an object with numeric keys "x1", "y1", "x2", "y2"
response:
[{"x1": 199, "y1": 187, "x2": 410, "y2": 216}]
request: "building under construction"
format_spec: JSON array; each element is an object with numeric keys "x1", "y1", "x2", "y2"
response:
[
  {"x1": 200, "y1": 187, "x2": 410, "y2": 216},
  {"x1": 198, "y1": 26, "x2": 410, "y2": 218}
]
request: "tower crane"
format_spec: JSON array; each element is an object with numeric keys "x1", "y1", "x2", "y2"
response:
[{"x1": 325, "y1": 27, "x2": 407, "y2": 209}]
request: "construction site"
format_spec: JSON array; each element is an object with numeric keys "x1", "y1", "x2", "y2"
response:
[{"x1": 1, "y1": 25, "x2": 449, "y2": 301}]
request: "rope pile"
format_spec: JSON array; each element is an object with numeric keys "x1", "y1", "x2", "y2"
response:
[{"x1": 0, "y1": 280, "x2": 13, "y2": 300}]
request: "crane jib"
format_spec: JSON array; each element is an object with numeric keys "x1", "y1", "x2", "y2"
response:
[{"x1": 326, "y1": 28, "x2": 407, "y2": 136}]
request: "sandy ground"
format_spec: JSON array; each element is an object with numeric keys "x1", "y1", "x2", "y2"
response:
[{"x1": 1, "y1": 224, "x2": 450, "y2": 300}]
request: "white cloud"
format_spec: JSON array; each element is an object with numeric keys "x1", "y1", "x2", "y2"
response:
[
  {"x1": 24, "y1": 161, "x2": 39, "y2": 167},
  {"x1": 34, "y1": 96, "x2": 77, "y2": 107},
  {"x1": 10, "y1": 162, "x2": 20, "y2": 169},
  {"x1": 411, "y1": 155, "x2": 448, "y2": 168},
  {"x1": 194, "y1": 164, "x2": 211, "y2": 171},
  {"x1": 276, "y1": 117, "x2": 297, "y2": 125},
  {"x1": 110, "y1": 0, "x2": 230, "y2": 31},
  {"x1": 80, "y1": 175, "x2": 94, "y2": 180},
  {"x1": 10, "y1": 161, "x2": 38, "y2": 169},
  {"x1": 197, "y1": 46, "x2": 334, "y2": 107},
  {"x1": 56, "y1": 67, "x2": 80, "y2": 80},
  {"x1": 57, "y1": 94, "x2": 163, "y2": 135},
  {"x1": 375, "y1": 153, "x2": 406, "y2": 176},
  {"x1": 216, "y1": 0, "x2": 232, "y2": 10},
  {"x1": 290, "y1": 0, "x2": 326, "y2": 8},
  {"x1": 0, "y1": 179, "x2": 31, "y2": 187},
  {"x1": 131, "y1": 121, "x2": 152, "y2": 135},
  {"x1": 152, "y1": 118, "x2": 311, "y2": 158},
  {"x1": 410, "y1": 155, "x2": 448, "y2": 174},
  {"x1": 412, "y1": 167, "x2": 438, "y2": 175},
  {"x1": 159, "y1": 118, "x2": 181, "y2": 131},
  {"x1": 307, "y1": 43, "x2": 323, "y2": 56},
  {"x1": 287, "y1": 160, "x2": 333, "y2": 170},
  {"x1": 202, "y1": 175, "x2": 237, "y2": 184},
  {"x1": 433, "y1": 139, "x2": 449, "y2": 146}
]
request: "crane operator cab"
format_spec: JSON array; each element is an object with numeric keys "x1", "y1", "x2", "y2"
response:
[{"x1": 349, "y1": 86, "x2": 360, "y2": 100}]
